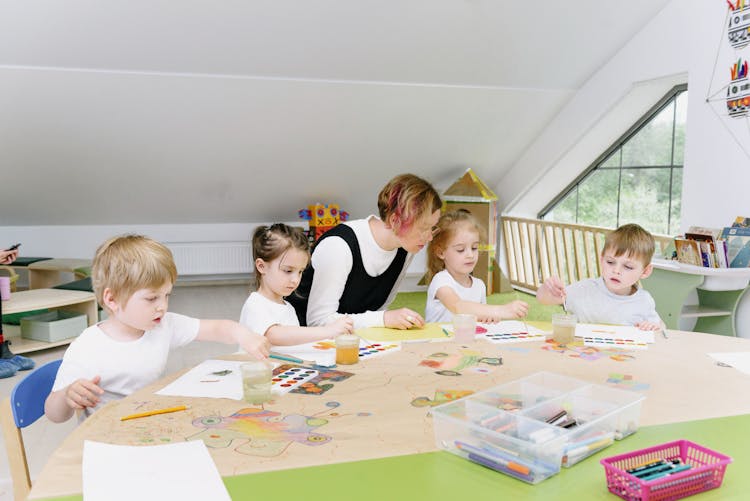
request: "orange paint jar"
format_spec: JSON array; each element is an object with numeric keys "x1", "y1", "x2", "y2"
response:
[{"x1": 335, "y1": 334, "x2": 360, "y2": 365}]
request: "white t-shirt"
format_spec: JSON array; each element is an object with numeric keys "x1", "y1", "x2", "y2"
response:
[
  {"x1": 425, "y1": 270, "x2": 487, "y2": 323},
  {"x1": 564, "y1": 277, "x2": 661, "y2": 325},
  {"x1": 306, "y1": 216, "x2": 414, "y2": 329},
  {"x1": 239, "y1": 291, "x2": 300, "y2": 336},
  {"x1": 52, "y1": 312, "x2": 199, "y2": 418}
]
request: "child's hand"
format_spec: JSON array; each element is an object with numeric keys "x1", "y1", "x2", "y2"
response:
[
  {"x1": 635, "y1": 321, "x2": 661, "y2": 331},
  {"x1": 542, "y1": 277, "x2": 566, "y2": 300},
  {"x1": 329, "y1": 316, "x2": 354, "y2": 336},
  {"x1": 498, "y1": 300, "x2": 529, "y2": 320},
  {"x1": 65, "y1": 376, "x2": 104, "y2": 410},
  {"x1": 240, "y1": 333, "x2": 271, "y2": 360},
  {"x1": 384, "y1": 308, "x2": 425, "y2": 329}
]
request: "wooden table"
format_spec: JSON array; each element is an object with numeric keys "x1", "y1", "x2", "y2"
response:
[
  {"x1": 1, "y1": 289, "x2": 97, "y2": 354},
  {"x1": 29, "y1": 328, "x2": 750, "y2": 500},
  {"x1": 28, "y1": 259, "x2": 92, "y2": 290}
]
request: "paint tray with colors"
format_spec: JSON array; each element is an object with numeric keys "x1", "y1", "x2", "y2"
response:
[
  {"x1": 432, "y1": 371, "x2": 645, "y2": 483},
  {"x1": 271, "y1": 365, "x2": 318, "y2": 394}
]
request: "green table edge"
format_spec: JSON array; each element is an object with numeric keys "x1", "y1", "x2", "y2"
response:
[{"x1": 38, "y1": 413, "x2": 749, "y2": 500}]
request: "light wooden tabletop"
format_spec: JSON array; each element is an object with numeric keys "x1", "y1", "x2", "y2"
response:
[{"x1": 29, "y1": 328, "x2": 750, "y2": 500}]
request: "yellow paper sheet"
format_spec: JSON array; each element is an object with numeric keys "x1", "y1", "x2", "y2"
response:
[{"x1": 356, "y1": 322, "x2": 451, "y2": 342}]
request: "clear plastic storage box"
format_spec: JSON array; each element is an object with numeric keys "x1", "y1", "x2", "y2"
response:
[{"x1": 432, "y1": 371, "x2": 645, "y2": 484}]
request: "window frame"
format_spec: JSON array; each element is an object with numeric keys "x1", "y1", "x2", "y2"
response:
[{"x1": 538, "y1": 84, "x2": 687, "y2": 235}]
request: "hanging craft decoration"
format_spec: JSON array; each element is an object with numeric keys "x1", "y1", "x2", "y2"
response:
[{"x1": 727, "y1": 0, "x2": 750, "y2": 49}]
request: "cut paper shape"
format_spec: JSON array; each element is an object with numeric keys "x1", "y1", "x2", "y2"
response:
[
  {"x1": 605, "y1": 373, "x2": 650, "y2": 391},
  {"x1": 188, "y1": 407, "x2": 331, "y2": 457},
  {"x1": 419, "y1": 348, "x2": 501, "y2": 375},
  {"x1": 478, "y1": 320, "x2": 547, "y2": 344},
  {"x1": 411, "y1": 389, "x2": 474, "y2": 407},
  {"x1": 541, "y1": 339, "x2": 636, "y2": 362}
]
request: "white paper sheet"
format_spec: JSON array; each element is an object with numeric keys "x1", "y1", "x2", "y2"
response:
[
  {"x1": 576, "y1": 324, "x2": 655, "y2": 345},
  {"x1": 708, "y1": 352, "x2": 750, "y2": 375},
  {"x1": 82, "y1": 440, "x2": 230, "y2": 501},
  {"x1": 156, "y1": 359, "x2": 244, "y2": 399},
  {"x1": 271, "y1": 341, "x2": 337, "y2": 366}
]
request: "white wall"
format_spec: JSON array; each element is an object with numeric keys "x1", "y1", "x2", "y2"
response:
[
  {"x1": 498, "y1": 0, "x2": 692, "y2": 218},
  {"x1": 0, "y1": 222, "x2": 429, "y2": 284},
  {"x1": 500, "y1": 0, "x2": 750, "y2": 337}
]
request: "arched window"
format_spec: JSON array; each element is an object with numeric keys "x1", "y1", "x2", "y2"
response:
[{"x1": 540, "y1": 85, "x2": 687, "y2": 236}]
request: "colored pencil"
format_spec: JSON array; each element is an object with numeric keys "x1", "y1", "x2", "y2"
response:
[{"x1": 120, "y1": 405, "x2": 188, "y2": 421}]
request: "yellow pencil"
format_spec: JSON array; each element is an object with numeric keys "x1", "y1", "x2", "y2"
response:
[{"x1": 120, "y1": 405, "x2": 188, "y2": 421}]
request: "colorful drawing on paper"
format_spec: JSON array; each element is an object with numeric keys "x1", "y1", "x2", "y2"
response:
[
  {"x1": 289, "y1": 367, "x2": 354, "y2": 395},
  {"x1": 418, "y1": 348, "x2": 502, "y2": 376},
  {"x1": 541, "y1": 339, "x2": 636, "y2": 362},
  {"x1": 411, "y1": 389, "x2": 474, "y2": 407},
  {"x1": 188, "y1": 407, "x2": 331, "y2": 457},
  {"x1": 606, "y1": 373, "x2": 650, "y2": 391}
]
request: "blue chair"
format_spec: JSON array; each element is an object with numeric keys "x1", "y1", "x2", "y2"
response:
[{"x1": 0, "y1": 359, "x2": 62, "y2": 501}]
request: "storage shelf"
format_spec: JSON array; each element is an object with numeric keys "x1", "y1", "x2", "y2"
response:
[
  {"x1": 681, "y1": 305, "x2": 732, "y2": 318},
  {"x1": 4, "y1": 334, "x2": 77, "y2": 355}
]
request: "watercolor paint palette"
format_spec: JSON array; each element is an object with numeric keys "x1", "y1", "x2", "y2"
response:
[
  {"x1": 478, "y1": 321, "x2": 547, "y2": 344},
  {"x1": 358, "y1": 342, "x2": 401, "y2": 359},
  {"x1": 271, "y1": 365, "x2": 318, "y2": 394},
  {"x1": 581, "y1": 337, "x2": 648, "y2": 350}
]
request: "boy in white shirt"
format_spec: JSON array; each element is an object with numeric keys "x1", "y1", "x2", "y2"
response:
[
  {"x1": 45, "y1": 234, "x2": 269, "y2": 423},
  {"x1": 537, "y1": 223, "x2": 664, "y2": 330}
]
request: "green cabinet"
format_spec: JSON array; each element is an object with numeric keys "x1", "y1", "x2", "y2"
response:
[{"x1": 641, "y1": 259, "x2": 750, "y2": 337}]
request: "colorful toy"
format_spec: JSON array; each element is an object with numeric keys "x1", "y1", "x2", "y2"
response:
[{"x1": 298, "y1": 203, "x2": 349, "y2": 242}]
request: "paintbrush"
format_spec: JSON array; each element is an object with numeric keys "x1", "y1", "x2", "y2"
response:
[{"x1": 269, "y1": 351, "x2": 336, "y2": 368}]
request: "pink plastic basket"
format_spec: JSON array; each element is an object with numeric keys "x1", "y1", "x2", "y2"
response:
[{"x1": 600, "y1": 440, "x2": 732, "y2": 501}]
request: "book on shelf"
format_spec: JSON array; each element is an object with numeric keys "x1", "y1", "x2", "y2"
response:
[
  {"x1": 731, "y1": 216, "x2": 750, "y2": 228},
  {"x1": 721, "y1": 226, "x2": 750, "y2": 268},
  {"x1": 674, "y1": 237, "x2": 703, "y2": 267},
  {"x1": 685, "y1": 226, "x2": 726, "y2": 268}
]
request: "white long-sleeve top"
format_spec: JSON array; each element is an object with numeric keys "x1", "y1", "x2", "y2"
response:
[{"x1": 305, "y1": 216, "x2": 414, "y2": 329}]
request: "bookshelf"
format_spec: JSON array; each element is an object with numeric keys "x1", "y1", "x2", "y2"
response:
[{"x1": 641, "y1": 259, "x2": 750, "y2": 337}]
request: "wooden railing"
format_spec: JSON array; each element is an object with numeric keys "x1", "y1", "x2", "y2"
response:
[{"x1": 501, "y1": 217, "x2": 673, "y2": 292}]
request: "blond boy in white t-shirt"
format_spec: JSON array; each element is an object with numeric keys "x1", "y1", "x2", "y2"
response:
[{"x1": 45, "y1": 234, "x2": 270, "y2": 423}]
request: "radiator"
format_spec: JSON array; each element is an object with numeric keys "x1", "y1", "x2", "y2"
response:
[{"x1": 165, "y1": 241, "x2": 252, "y2": 276}]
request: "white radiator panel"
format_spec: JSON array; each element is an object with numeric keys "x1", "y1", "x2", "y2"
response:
[{"x1": 165, "y1": 241, "x2": 252, "y2": 276}]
